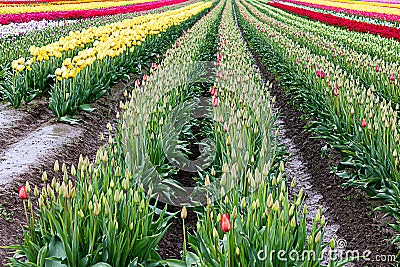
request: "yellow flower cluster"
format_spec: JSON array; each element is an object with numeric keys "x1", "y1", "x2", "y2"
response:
[
  {"x1": 299, "y1": 0, "x2": 400, "y2": 15},
  {"x1": 11, "y1": 58, "x2": 33, "y2": 72},
  {"x1": 1, "y1": 0, "x2": 149, "y2": 14},
  {"x1": 28, "y1": 13, "x2": 156, "y2": 63},
  {"x1": 54, "y1": 2, "x2": 212, "y2": 80}
]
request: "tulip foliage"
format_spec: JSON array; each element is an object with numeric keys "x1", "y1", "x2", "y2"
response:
[{"x1": 237, "y1": 0, "x2": 400, "y2": 247}]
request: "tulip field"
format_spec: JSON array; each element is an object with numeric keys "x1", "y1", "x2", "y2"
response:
[{"x1": 1, "y1": 0, "x2": 400, "y2": 266}]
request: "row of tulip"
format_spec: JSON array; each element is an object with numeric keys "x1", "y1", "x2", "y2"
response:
[
  {"x1": 280, "y1": 1, "x2": 400, "y2": 28},
  {"x1": 0, "y1": 0, "x2": 190, "y2": 67},
  {"x1": 1, "y1": 0, "x2": 150, "y2": 14},
  {"x1": 283, "y1": 0, "x2": 400, "y2": 24},
  {"x1": 185, "y1": 0, "x2": 339, "y2": 266},
  {"x1": 7, "y1": 0, "x2": 220, "y2": 265},
  {"x1": 238, "y1": 0, "x2": 400, "y2": 247},
  {"x1": 0, "y1": 19, "x2": 76, "y2": 39},
  {"x1": 5, "y1": 2, "x2": 206, "y2": 118},
  {"x1": 1, "y1": 0, "x2": 138, "y2": 5},
  {"x1": 268, "y1": 2, "x2": 400, "y2": 42},
  {"x1": 246, "y1": 0, "x2": 400, "y2": 107},
  {"x1": 0, "y1": 0, "x2": 187, "y2": 25},
  {"x1": 291, "y1": 0, "x2": 400, "y2": 16}
]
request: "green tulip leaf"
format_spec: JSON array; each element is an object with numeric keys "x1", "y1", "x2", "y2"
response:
[
  {"x1": 45, "y1": 236, "x2": 67, "y2": 267},
  {"x1": 90, "y1": 263, "x2": 112, "y2": 267}
]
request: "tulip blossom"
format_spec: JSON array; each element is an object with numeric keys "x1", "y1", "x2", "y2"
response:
[
  {"x1": 18, "y1": 185, "x2": 28, "y2": 199},
  {"x1": 390, "y1": 74, "x2": 395, "y2": 84},
  {"x1": 135, "y1": 79, "x2": 141, "y2": 87},
  {"x1": 212, "y1": 97, "x2": 219, "y2": 107},
  {"x1": 361, "y1": 118, "x2": 367, "y2": 127},
  {"x1": 220, "y1": 213, "x2": 231, "y2": 233},
  {"x1": 334, "y1": 87, "x2": 338, "y2": 96}
]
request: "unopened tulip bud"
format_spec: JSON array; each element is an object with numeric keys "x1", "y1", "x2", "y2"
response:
[
  {"x1": 213, "y1": 227, "x2": 219, "y2": 239},
  {"x1": 211, "y1": 167, "x2": 216, "y2": 176},
  {"x1": 321, "y1": 215, "x2": 326, "y2": 226},
  {"x1": 71, "y1": 165, "x2": 76, "y2": 176},
  {"x1": 42, "y1": 171, "x2": 48, "y2": 183},
  {"x1": 267, "y1": 194, "x2": 273, "y2": 209},
  {"x1": 330, "y1": 238, "x2": 335, "y2": 249},
  {"x1": 34, "y1": 186, "x2": 39, "y2": 197},
  {"x1": 181, "y1": 206, "x2": 187, "y2": 219},
  {"x1": 78, "y1": 209, "x2": 84, "y2": 219},
  {"x1": 25, "y1": 181, "x2": 30, "y2": 194},
  {"x1": 291, "y1": 177, "x2": 296, "y2": 188},
  {"x1": 205, "y1": 175, "x2": 211, "y2": 187},
  {"x1": 315, "y1": 231, "x2": 321, "y2": 243},
  {"x1": 241, "y1": 197, "x2": 246, "y2": 209},
  {"x1": 54, "y1": 161, "x2": 59, "y2": 173}
]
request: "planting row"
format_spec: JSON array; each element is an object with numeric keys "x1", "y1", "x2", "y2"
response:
[
  {"x1": 283, "y1": 0, "x2": 400, "y2": 23},
  {"x1": 237, "y1": 0, "x2": 400, "y2": 247},
  {"x1": 292, "y1": 0, "x2": 400, "y2": 16},
  {"x1": 9, "y1": 0, "x2": 343, "y2": 266},
  {"x1": 0, "y1": 0, "x2": 187, "y2": 25},
  {"x1": 280, "y1": 0, "x2": 400, "y2": 28}
]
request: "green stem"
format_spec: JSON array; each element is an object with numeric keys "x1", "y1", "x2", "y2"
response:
[
  {"x1": 183, "y1": 218, "x2": 187, "y2": 259},
  {"x1": 23, "y1": 200, "x2": 29, "y2": 226}
]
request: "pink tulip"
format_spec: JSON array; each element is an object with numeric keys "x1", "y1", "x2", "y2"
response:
[
  {"x1": 361, "y1": 118, "x2": 367, "y2": 127},
  {"x1": 390, "y1": 74, "x2": 395, "y2": 84},
  {"x1": 334, "y1": 88, "x2": 339, "y2": 96},
  {"x1": 212, "y1": 97, "x2": 219, "y2": 107}
]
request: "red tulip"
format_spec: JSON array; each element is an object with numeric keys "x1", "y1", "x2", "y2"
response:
[
  {"x1": 213, "y1": 89, "x2": 218, "y2": 97},
  {"x1": 18, "y1": 186, "x2": 28, "y2": 199},
  {"x1": 220, "y1": 214, "x2": 231, "y2": 233},
  {"x1": 135, "y1": 79, "x2": 140, "y2": 87},
  {"x1": 334, "y1": 88, "x2": 338, "y2": 96},
  {"x1": 320, "y1": 71, "x2": 325, "y2": 79},
  {"x1": 212, "y1": 97, "x2": 219, "y2": 107},
  {"x1": 210, "y1": 86, "x2": 215, "y2": 95},
  {"x1": 361, "y1": 118, "x2": 367, "y2": 127},
  {"x1": 375, "y1": 66, "x2": 380, "y2": 72}
]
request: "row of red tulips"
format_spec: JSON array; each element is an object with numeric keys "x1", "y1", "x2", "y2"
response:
[
  {"x1": 284, "y1": 0, "x2": 400, "y2": 23},
  {"x1": 0, "y1": 0, "x2": 187, "y2": 25},
  {"x1": 269, "y1": 2, "x2": 400, "y2": 41}
]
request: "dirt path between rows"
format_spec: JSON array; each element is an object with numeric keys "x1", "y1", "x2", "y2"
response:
[{"x1": 0, "y1": 80, "x2": 129, "y2": 265}]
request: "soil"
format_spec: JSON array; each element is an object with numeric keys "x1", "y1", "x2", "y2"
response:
[{"x1": 250, "y1": 51, "x2": 399, "y2": 266}]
